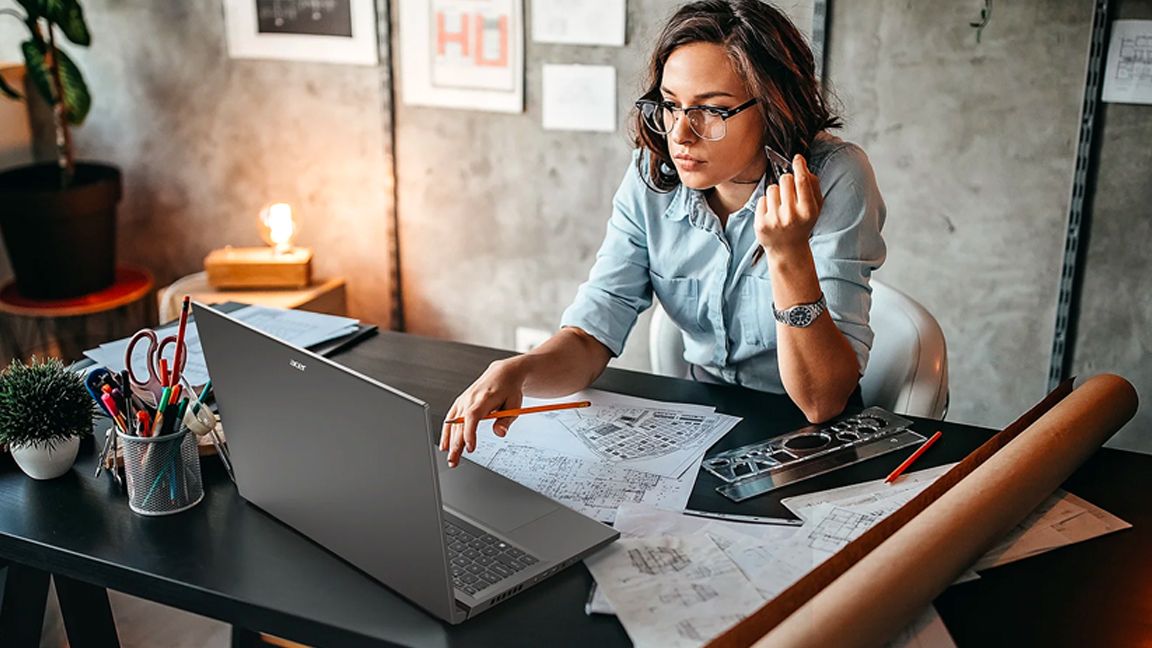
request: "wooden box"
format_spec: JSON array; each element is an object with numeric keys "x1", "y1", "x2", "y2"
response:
[{"x1": 204, "y1": 247, "x2": 312, "y2": 289}]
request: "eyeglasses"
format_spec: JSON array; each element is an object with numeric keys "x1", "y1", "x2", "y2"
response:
[{"x1": 635, "y1": 97, "x2": 758, "y2": 141}]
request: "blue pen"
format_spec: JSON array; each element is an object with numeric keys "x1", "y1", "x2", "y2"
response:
[
  {"x1": 86, "y1": 368, "x2": 117, "y2": 478},
  {"x1": 84, "y1": 368, "x2": 113, "y2": 416}
]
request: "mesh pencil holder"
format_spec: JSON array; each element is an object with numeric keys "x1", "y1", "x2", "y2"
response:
[{"x1": 118, "y1": 428, "x2": 204, "y2": 516}]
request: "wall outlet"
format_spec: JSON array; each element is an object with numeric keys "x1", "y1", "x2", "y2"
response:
[{"x1": 515, "y1": 326, "x2": 552, "y2": 353}]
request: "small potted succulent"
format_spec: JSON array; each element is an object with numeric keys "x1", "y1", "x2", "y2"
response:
[{"x1": 0, "y1": 356, "x2": 94, "y2": 479}]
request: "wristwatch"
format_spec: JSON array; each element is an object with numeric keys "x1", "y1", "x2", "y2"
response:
[{"x1": 772, "y1": 294, "x2": 827, "y2": 328}]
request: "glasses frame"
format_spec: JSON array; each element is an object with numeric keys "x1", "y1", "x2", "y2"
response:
[{"x1": 635, "y1": 97, "x2": 758, "y2": 141}]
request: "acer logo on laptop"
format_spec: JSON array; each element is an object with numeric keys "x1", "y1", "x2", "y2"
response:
[{"x1": 289, "y1": 359, "x2": 307, "y2": 372}]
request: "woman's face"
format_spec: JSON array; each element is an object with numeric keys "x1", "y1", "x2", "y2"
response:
[{"x1": 660, "y1": 42, "x2": 766, "y2": 191}]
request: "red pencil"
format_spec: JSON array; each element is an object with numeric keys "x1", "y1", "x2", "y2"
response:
[{"x1": 885, "y1": 431, "x2": 943, "y2": 483}]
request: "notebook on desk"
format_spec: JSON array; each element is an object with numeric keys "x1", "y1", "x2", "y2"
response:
[
  {"x1": 71, "y1": 301, "x2": 378, "y2": 376},
  {"x1": 193, "y1": 302, "x2": 618, "y2": 624}
]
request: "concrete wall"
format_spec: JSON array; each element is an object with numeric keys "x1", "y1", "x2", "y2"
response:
[
  {"x1": 393, "y1": 0, "x2": 1151, "y2": 452},
  {"x1": 1070, "y1": 0, "x2": 1152, "y2": 453},
  {"x1": 824, "y1": 1, "x2": 1093, "y2": 428},
  {"x1": 3, "y1": 1, "x2": 1145, "y2": 450},
  {"x1": 391, "y1": 0, "x2": 812, "y2": 373},
  {"x1": 0, "y1": 1, "x2": 396, "y2": 326}
]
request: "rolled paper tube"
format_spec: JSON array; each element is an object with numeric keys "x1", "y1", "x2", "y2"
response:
[{"x1": 743, "y1": 374, "x2": 1137, "y2": 648}]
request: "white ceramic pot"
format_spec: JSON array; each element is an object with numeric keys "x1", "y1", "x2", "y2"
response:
[{"x1": 9, "y1": 436, "x2": 80, "y2": 480}]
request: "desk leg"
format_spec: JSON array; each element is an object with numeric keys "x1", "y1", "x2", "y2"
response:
[
  {"x1": 53, "y1": 574, "x2": 121, "y2": 648},
  {"x1": 0, "y1": 562, "x2": 50, "y2": 648}
]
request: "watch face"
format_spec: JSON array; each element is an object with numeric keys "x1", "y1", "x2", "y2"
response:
[{"x1": 789, "y1": 308, "x2": 814, "y2": 327}]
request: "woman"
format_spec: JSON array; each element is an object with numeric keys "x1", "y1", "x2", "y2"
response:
[{"x1": 440, "y1": 0, "x2": 886, "y2": 468}]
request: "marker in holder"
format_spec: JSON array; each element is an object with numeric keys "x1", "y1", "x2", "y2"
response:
[{"x1": 118, "y1": 428, "x2": 204, "y2": 516}]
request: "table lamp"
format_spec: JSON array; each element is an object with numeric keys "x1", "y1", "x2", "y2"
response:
[{"x1": 204, "y1": 203, "x2": 313, "y2": 288}]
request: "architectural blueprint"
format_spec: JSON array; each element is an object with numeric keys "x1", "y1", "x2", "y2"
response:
[
  {"x1": 473, "y1": 389, "x2": 739, "y2": 478},
  {"x1": 585, "y1": 505, "x2": 955, "y2": 647},
  {"x1": 584, "y1": 534, "x2": 764, "y2": 647},
  {"x1": 1103, "y1": 20, "x2": 1152, "y2": 104},
  {"x1": 974, "y1": 489, "x2": 1131, "y2": 571},
  {"x1": 781, "y1": 464, "x2": 1130, "y2": 574},
  {"x1": 463, "y1": 442, "x2": 701, "y2": 523},
  {"x1": 586, "y1": 504, "x2": 799, "y2": 614}
]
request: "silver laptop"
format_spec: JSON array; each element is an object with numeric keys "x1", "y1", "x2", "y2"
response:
[{"x1": 193, "y1": 303, "x2": 618, "y2": 624}]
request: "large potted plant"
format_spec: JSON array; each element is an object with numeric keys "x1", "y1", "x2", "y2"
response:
[
  {"x1": 0, "y1": 356, "x2": 94, "y2": 479},
  {"x1": 0, "y1": 0, "x2": 120, "y2": 299}
]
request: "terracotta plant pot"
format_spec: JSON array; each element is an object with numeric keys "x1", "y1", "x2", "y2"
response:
[{"x1": 9, "y1": 435, "x2": 80, "y2": 479}]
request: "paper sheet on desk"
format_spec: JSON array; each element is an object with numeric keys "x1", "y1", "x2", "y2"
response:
[
  {"x1": 585, "y1": 505, "x2": 955, "y2": 648},
  {"x1": 781, "y1": 463, "x2": 1130, "y2": 573},
  {"x1": 590, "y1": 501, "x2": 934, "y2": 613},
  {"x1": 472, "y1": 389, "x2": 739, "y2": 478},
  {"x1": 464, "y1": 444, "x2": 704, "y2": 524},
  {"x1": 974, "y1": 489, "x2": 1131, "y2": 570},
  {"x1": 586, "y1": 504, "x2": 800, "y2": 615},
  {"x1": 585, "y1": 534, "x2": 765, "y2": 648},
  {"x1": 83, "y1": 305, "x2": 359, "y2": 386}
]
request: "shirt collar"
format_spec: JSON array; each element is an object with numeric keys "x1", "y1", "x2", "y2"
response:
[{"x1": 663, "y1": 176, "x2": 768, "y2": 227}]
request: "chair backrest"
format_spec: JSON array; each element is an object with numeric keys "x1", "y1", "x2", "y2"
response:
[
  {"x1": 648, "y1": 280, "x2": 949, "y2": 419},
  {"x1": 157, "y1": 271, "x2": 208, "y2": 323},
  {"x1": 649, "y1": 300, "x2": 691, "y2": 379},
  {"x1": 860, "y1": 281, "x2": 949, "y2": 419}
]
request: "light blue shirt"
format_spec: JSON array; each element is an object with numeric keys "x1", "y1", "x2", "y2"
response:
[{"x1": 560, "y1": 131, "x2": 887, "y2": 394}]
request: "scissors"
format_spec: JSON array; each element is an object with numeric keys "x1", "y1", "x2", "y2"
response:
[{"x1": 125, "y1": 328, "x2": 187, "y2": 406}]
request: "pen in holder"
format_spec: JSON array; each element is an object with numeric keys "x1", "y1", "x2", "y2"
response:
[{"x1": 118, "y1": 427, "x2": 204, "y2": 516}]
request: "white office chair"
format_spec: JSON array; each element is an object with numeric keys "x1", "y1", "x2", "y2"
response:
[
  {"x1": 647, "y1": 280, "x2": 949, "y2": 419},
  {"x1": 157, "y1": 271, "x2": 209, "y2": 323}
]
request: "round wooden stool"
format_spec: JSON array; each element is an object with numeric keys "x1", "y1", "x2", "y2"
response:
[{"x1": 0, "y1": 267, "x2": 156, "y2": 366}]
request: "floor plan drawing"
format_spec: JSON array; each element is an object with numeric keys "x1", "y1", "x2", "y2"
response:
[
  {"x1": 465, "y1": 442, "x2": 700, "y2": 523},
  {"x1": 471, "y1": 389, "x2": 740, "y2": 478},
  {"x1": 1103, "y1": 20, "x2": 1152, "y2": 103},
  {"x1": 552, "y1": 406, "x2": 712, "y2": 462},
  {"x1": 584, "y1": 535, "x2": 766, "y2": 647},
  {"x1": 629, "y1": 545, "x2": 695, "y2": 576},
  {"x1": 804, "y1": 507, "x2": 883, "y2": 553}
]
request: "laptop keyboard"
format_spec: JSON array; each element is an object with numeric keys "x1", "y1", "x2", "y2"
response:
[{"x1": 444, "y1": 518, "x2": 539, "y2": 596}]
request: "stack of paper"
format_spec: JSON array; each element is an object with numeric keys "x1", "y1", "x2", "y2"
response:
[
  {"x1": 584, "y1": 466, "x2": 1131, "y2": 647},
  {"x1": 585, "y1": 504, "x2": 954, "y2": 648},
  {"x1": 83, "y1": 305, "x2": 360, "y2": 386},
  {"x1": 463, "y1": 389, "x2": 741, "y2": 523}
]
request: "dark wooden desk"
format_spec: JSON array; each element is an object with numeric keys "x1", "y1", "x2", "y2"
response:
[{"x1": 0, "y1": 331, "x2": 1147, "y2": 647}]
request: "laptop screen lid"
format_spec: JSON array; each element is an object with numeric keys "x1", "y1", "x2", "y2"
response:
[{"x1": 192, "y1": 303, "x2": 458, "y2": 621}]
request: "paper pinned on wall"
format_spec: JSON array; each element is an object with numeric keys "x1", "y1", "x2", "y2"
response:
[
  {"x1": 542, "y1": 64, "x2": 617, "y2": 132},
  {"x1": 1102, "y1": 20, "x2": 1152, "y2": 105},
  {"x1": 399, "y1": 0, "x2": 525, "y2": 113},
  {"x1": 223, "y1": 0, "x2": 379, "y2": 65},
  {"x1": 531, "y1": 0, "x2": 626, "y2": 46}
]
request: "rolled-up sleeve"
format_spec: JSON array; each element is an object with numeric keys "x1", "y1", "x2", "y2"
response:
[
  {"x1": 559, "y1": 160, "x2": 653, "y2": 357},
  {"x1": 809, "y1": 145, "x2": 887, "y2": 374}
]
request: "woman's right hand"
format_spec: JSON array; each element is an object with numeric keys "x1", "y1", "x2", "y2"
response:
[{"x1": 439, "y1": 357, "x2": 529, "y2": 468}]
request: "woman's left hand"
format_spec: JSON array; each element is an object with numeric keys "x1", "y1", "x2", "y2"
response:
[{"x1": 755, "y1": 154, "x2": 824, "y2": 255}]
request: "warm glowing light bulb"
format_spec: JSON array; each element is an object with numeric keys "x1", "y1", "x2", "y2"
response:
[{"x1": 259, "y1": 202, "x2": 298, "y2": 254}]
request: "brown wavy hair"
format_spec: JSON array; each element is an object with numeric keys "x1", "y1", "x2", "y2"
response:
[{"x1": 635, "y1": 0, "x2": 842, "y2": 192}]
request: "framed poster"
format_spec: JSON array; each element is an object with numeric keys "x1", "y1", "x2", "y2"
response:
[
  {"x1": 223, "y1": 0, "x2": 379, "y2": 65},
  {"x1": 399, "y1": 0, "x2": 525, "y2": 113}
]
